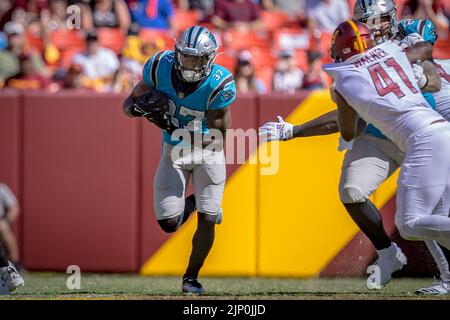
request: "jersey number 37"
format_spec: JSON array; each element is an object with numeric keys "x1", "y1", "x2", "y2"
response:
[{"x1": 167, "y1": 100, "x2": 205, "y2": 131}]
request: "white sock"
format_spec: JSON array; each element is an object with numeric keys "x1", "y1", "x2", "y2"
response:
[
  {"x1": 441, "y1": 273, "x2": 450, "y2": 282},
  {"x1": 377, "y1": 243, "x2": 397, "y2": 259}
]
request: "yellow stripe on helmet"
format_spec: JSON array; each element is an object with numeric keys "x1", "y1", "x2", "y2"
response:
[{"x1": 347, "y1": 19, "x2": 367, "y2": 53}]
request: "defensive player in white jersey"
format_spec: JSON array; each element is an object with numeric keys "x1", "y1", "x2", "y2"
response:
[
  {"x1": 260, "y1": 0, "x2": 450, "y2": 294},
  {"x1": 324, "y1": 21, "x2": 450, "y2": 283},
  {"x1": 413, "y1": 59, "x2": 450, "y2": 294},
  {"x1": 123, "y1": 26, "x2": 236, "y2": 294}
]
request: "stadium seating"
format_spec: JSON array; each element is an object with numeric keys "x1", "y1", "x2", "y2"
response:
[
  {"x1": 256, "y1": 66, "x2": 274, "y2": 92},
  {"x1": 140, "y1": 28, "x2": 176, "y2": 50},
  {"x1": 97, "y1": 28, "x2": 126, "y2": 54},
  {"x1": 47, "y1": 30, "x2": 86, "y2": 68},
  {"x1": 435, "y1": 38, "x2": 450, "y2": 59},
  {"x1": 273, "y1": 28, "x2": 311, "y2": 51},
  {"x1": 444, "y1": 0, "x2": 450, "y2": 10},
  {"x1": 313, "y1": 31, "x2": 333, "y2": 58},
  {"x1": 260, "y1": 11, "x2": 296, "y2": 31},
  {"x1": 50, "y1": 29, "x2": 85, "y2": 51},
  {"x1": 26, "y1": 31, "x2": 44, "y2": 53},
  {"x1": 172, "y1": 10, "x2": 201, "y2": 32},
  {"x1": 248, "y1": 46, "x2": 277, "y2": 69},
  {"x1": 294, "y1": 50, "x2": 308, "y2": 72},
  {"x1": 61, "y1": 47, "x2": 82, "y2": 69},
  {"x1": 6, "y1": 4, "x2": 450, "y2": 93},
  {"x1": 222, "y1": 29, "x2": 271, "y2": 51},
  {"x1": 214, "y1": 51, "x2": 236, "y2": 71}
]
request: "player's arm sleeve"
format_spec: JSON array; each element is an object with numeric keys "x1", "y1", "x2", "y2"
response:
[
  {"x1": 142, "y1": 58, "x2": 155, "y2": 89},
  {"x1": 208, "y1": 76, "x2": 236, "y2": 110},
  {"x1": 142, "y1": 51, "x2": 166, "y2": 89}
]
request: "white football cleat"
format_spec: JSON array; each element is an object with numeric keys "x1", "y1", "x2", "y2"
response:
[
  {"x1": 0, "y1": 262, "x2": 24, "y2": 292},
  {"x1": 367, "y1": 243, "x2": 407, "y2": 290},
  {"x1": 416, "y1": 279, "x2": 450, "y2": 295}
]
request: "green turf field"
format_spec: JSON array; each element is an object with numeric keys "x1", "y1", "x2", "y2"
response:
[{"x1": 1, "y1": 273, "x2": 450, "y2": 299}]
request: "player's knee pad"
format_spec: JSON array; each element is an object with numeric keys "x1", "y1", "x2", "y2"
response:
[
  {"x1": 154, "y1": 196, "x2": 185, "y2": 223},
  {"x1": 397, "y1": 224, "x2": 415, "y2": 240},
  {"x1": 395, "y1": 217, "x2": 418, "y2": 241},
  {"x1": 198, "y1": 211, "x2": 219, "y2": 225},
  {"x1": 157, "y1": 215, "x2": 183, "y2": 233},
  {"x1": 339, "y1": 186, "x2": 368, "y2": 204}
]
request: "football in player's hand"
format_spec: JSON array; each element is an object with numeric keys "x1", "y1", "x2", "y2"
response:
[
  {"x1": 133, "y1": 89, "x2": 177, "y2": 133},
  {"x1": 134, "y1": 89, "x2": 169, "y2": 117}
]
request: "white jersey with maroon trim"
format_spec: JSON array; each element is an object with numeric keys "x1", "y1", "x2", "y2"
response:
[
  {"x1": 433, "y1": 59, "x2": 450, "y2": 121},
  {"x1": 323, "y1": 40, "x2": 444, "y2": 152}
]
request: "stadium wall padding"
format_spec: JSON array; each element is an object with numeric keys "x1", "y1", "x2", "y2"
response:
[
  {"x1": 0, "y1": 90, "x2": 22, "y2": 251},
  {"x1": 21, "y1": 91, "x2": 140, "y2": 271},
  {"x1": 0, "y1": 90, "x2": 438, "y2": 277}
]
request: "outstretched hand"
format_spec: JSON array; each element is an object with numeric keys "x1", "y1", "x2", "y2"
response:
[{"x1": 259, "y1": 116, "x2": 294, "y2": 141}]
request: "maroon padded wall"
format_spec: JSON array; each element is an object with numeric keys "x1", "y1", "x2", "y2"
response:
[
  {"x1": 21, "y1": 92, "x2": 140, "y2": 271},
  {"x1": 139, "y1": 122, "x2": 169, "y2": 266},
  {"x1": 0, "y1": 90, "x2": 22, "y2": 251}
]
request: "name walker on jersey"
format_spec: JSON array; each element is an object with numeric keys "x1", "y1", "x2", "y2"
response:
[{"x1": 351, "y1": 47, "x2": 390, "y2": 68}]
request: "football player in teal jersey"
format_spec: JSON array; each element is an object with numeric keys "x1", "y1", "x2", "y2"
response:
[{"x1": 123, "y1": 26, "x2": 236, "y2": 294}]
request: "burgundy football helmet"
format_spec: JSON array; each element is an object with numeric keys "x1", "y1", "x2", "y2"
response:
[{"x1": 331, "y1": 20, "x2": 375, "y2": 62}]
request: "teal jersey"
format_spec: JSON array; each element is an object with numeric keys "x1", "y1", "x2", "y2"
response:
[
  {"x1": 422, "y1": 92, "x2": 437, "y2": 110},
  {"x1": 142, "y1": 50, "x2": 236, "y2": 145},
  {"x1": 365, "y1": 124, "x2": 388, "y2": 139}
]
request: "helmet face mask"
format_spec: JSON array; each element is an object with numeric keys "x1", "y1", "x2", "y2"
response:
[
  {"x1": 175, "y1": 49, "x2": 215, "y2": 82},
  {"x1": 353, "y1": 0, "x2": 398, "y2": 44},
  {"x1": 361, "y1": 15, "x2": 395, "y2": 44},
  {"x1": 174, "y1": 26, "x2": 218, "y2": 83}
]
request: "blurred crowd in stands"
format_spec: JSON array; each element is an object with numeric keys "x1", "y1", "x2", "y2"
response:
[{"x1": 0, "y1": 0, "x2": 449, "y2": 94}]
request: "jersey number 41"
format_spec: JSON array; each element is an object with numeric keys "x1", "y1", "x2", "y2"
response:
[{"x1": 368, "y1": 58, "x2": 419, "y2": 98}]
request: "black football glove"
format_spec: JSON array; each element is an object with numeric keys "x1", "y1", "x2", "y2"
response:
[
  {"x1": 131, "y1": 89, "x2": 168, "y2": 117},
  {"x1": 131, "y1": 90, "x2": 177, "y2": 134},
  {"x1": 145, "y1": 114, "x2": 178, "y2": 134}
]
